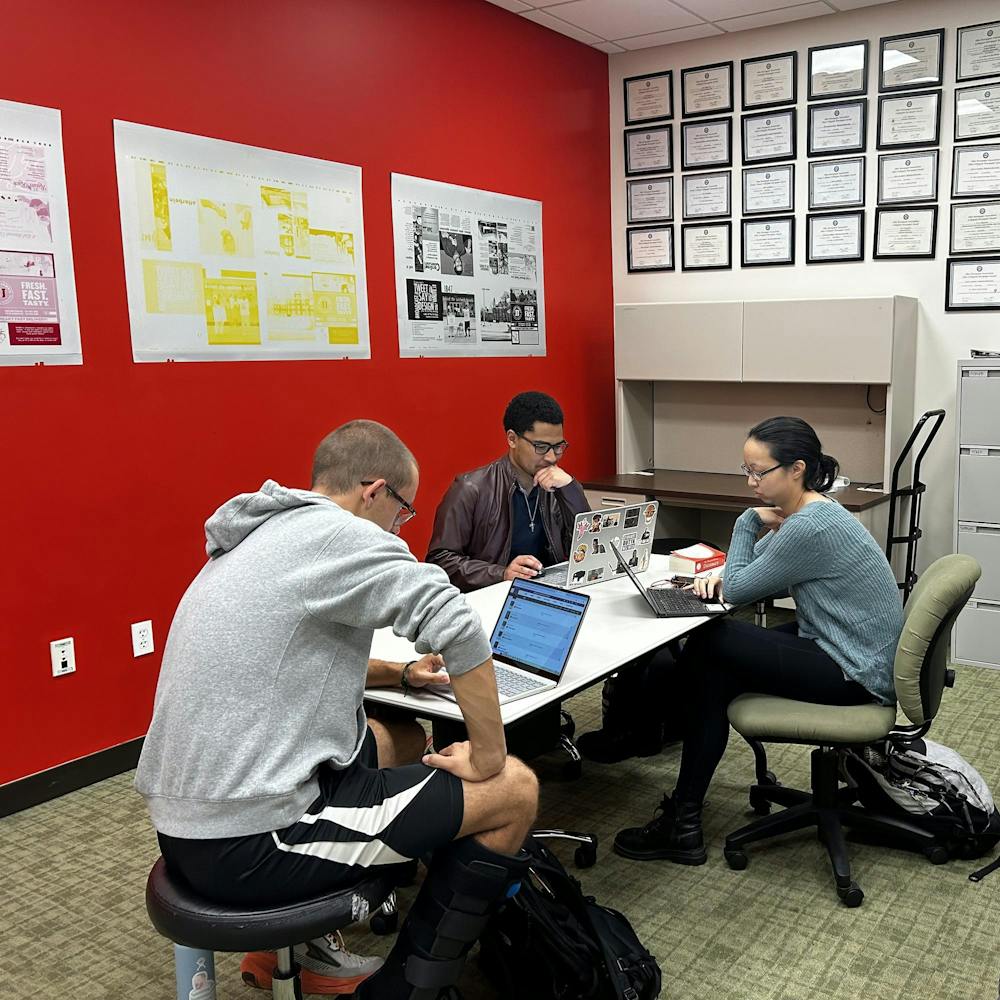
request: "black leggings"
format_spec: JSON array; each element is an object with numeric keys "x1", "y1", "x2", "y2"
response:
[{"x1": 673, "y1": 618, "x2": 875, "y2": 804}]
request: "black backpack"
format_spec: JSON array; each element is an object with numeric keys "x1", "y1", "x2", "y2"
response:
[{"x1": 478, "y1": 837, "x2": 661, "y2": 1000}]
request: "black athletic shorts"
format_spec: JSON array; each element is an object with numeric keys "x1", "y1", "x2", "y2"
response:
[{"x1": 158, "y1": 728, "x2": 464, "y2": 906}]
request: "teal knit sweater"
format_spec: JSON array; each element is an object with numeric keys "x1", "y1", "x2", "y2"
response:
[{"x1": 722, "y1": 501, "x2": 902, "y2": 705}]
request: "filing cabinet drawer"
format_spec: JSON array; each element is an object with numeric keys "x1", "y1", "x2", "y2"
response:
[
  {"x1": 957, "y1": 450, "x2": 1000, "y2": 524},
  {"x1": 583, "y1": 489, "x2": 644, "y2": 511},
  {"x1": 960, "y1": 371, "x2": 1000, "y2": 447},
  {"x1": 955, "y1": 600, "x2": 1000, "y2": 668},
  {"x1": 958, "y1": 524, "x2": 1000, "y2": 602}
]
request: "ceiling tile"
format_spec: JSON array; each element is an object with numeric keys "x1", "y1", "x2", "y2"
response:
[
  {"x1": 592, "y1": 40, "x2": 628, "y2": 53},
  {"x1": 483, "y1": 0, "x2": 533, "y2": 11},
  {"x1": 540, "y1": 0, "x2": 701, "y2": 40},
  {"x1": 826, "y1": 0, "x2": 899, "y2": 9},
  {"x1": 616, "y1": 23, "x2": 724, "y2": 50},
  {"x1": 716, "y1": 1, "x2": 833, "y2": 32},
  {"x1": 520, "y1": 8, "x2": 604, "y2": 44},
  {"x1": 681, "y1": 0, "x2": 817, "y2": 20}
]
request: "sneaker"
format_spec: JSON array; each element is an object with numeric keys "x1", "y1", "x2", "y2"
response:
[{"x1": 241, "y1": 931, "x2": 384, "y2": 995}]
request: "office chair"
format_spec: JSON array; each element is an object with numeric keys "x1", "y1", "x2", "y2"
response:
[{"x1": 722, "y1": 554, "x2": 981, "y2": 907}]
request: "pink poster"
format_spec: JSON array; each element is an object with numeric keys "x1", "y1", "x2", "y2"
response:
[{"x1": 0, "y1": 249, "x2": 61, "y2": 345}]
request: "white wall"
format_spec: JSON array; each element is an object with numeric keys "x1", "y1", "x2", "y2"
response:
[{"x1": 609, "y1": 0, "x2": 1000, "y2": 569}]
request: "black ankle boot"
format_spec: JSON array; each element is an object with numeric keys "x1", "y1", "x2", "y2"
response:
[
  {"x1": 356, "y1": 838, "x2": 530, "y2": 1000},
  {"x1": 613, "y1": 793, "x2": 707, "y2": 865}
]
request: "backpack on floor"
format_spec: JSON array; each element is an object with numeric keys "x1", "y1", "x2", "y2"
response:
[{"x1": 478, "y1": 836, "x2": 661, "y2": 1000}]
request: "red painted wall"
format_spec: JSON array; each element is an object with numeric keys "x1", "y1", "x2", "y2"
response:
[{"x1": 1, "y1": 0, "x2": 614, "y2": 784}]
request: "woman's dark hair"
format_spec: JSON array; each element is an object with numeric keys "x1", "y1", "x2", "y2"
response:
[{"x1": 747, "y1": 416, "x2": 840, "y2": 493}]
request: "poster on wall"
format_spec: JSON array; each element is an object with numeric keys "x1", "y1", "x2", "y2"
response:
[
  {"x1": 392, "y1": 174, "x2": 545, "y2": 358},
  {"x1": 0, "y1": 100, "x2": 82, "y2": 367},
  {"x1": 114, "y1": 121, "x2": 370, "y2": 363}
]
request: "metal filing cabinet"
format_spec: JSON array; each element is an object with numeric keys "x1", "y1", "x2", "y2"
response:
[{"x1": 955, "y1": 362, "x2": 1000, "y2": 669}]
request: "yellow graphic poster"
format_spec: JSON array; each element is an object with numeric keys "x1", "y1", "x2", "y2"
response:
[{"x1": 115, "y1": 121, "x2": 369, "y2": 362}]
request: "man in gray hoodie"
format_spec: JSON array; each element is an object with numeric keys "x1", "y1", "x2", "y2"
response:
[{"x1": 136, "y1": 419, "x2": 537, "y2": 1000}]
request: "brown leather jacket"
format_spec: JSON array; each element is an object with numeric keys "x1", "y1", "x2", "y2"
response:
[{"x1": 427, "y1": 455, "x2": 589, "y2": 592}]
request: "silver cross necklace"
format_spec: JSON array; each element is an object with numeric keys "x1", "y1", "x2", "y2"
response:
[{"x1": 522, "y1": 486, "x2": 541, "y2": 533}]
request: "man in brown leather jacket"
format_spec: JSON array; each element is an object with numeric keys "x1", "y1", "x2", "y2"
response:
[{"x1": 427, "y1": 391, "x2": 589, "y2": 592}]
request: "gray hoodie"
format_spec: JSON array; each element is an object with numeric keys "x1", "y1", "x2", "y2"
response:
[{"x1": 135, "y1": 480, "x2": 491, "y2": 839}]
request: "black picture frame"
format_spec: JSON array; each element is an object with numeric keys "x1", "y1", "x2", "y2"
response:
[
  {"x1": 624, "y1": 70, "x2": 674, "y2": 126},
  {"x1": 742, "y1": 163, "x2": 795, "y2": 215},
  {"x1": 808, "y1": 40, "x2": 869, "y2": 101},
  {"x1": 949, "y1": 200, "x2": 1000, "y2": 255},
  {"x1": 807, "y1": 99, "x2": 867, "y2": 157},
  {"x1": 680, "y1": 221, "x2": 732, "y2": 271},
  {"x1": 741, "y1": 51, "x2": 797, "y2": 111},
  {"x1": 876, "y1": 90, "x2": 942, "y2": 150},
  {"x1": 873, "y1": 205, "x2": 938, "y2": 260},
  {"x1": 626, "y1": 225, "x2": 675, "y2": 273},
  {"x1": 808, "y1": 156, "x2": 865, "y2": 211},
  {"x1": 681, "y1": 62, "x2": 734, "y2": 118},
  {"x1": 957, "y1": 20, "x2": 1000, "y2": 83},
  {"x1": 952, "y1": 143, "x2": 1000, "y2": 199},
  {"x1": 806, "y1": 211, "x2": 865, "y2": 263},
  {"x1": 879, "y1": 28, "x2": 945, "y2": 93},
  {"x1": 626, "y1": 176, "x2": 674, "y2": 225},
  {"x1": 681, "y1": 117, "x2": 732, "y2": 171},
  {"x1": 741, "y1": 108, "x2": 796, "y2": 164},
  {"x1": 624, "y1": 125, "x2": 673, "y2": 177},
  {"x1": 877, "y1": 149, "x2": 939, "y2": 204},
  {"x1": 741, "y1": 216, "x2": 795, "y2": 267},
  {"x1": 945, "y1": 256, "x2": 1000, "y2": 311},
  {"x1": 955, "y1": 84, "x2": 1000, "y2": 143},
  {"x1": 682, "y1": 171, "x2": 731, "y2": 220}
]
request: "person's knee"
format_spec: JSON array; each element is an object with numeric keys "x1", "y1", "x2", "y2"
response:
[{"x1": 503, "y1": 756, "x2": 539, "y2": 820}]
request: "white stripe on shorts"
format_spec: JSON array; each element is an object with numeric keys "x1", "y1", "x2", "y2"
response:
[
  {"x1": 298, "y1": 771, "x2": 437, "y2": 836},
  {"x1": 271, "y1": 830, "x2": 410, "y2": 867}
]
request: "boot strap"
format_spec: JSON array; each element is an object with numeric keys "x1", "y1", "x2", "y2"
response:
[{"x1": 403, "y1": 953, "x2": 465, "y2": 990}]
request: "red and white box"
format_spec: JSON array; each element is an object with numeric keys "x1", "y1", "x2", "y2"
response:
[{"x1": 669, "y1": 542, "x2": 726, "y2": 575}]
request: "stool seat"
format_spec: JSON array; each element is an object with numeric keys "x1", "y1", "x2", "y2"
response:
[
  {"x1": 728, "y1": 694, "x2": 897, "y2": 745},
  {"x1": 146, "y1": 857, "x2": 403, "y2": 953}
]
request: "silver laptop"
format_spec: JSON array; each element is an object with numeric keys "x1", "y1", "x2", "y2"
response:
[{"x1": 428, "y1": 578, "x2": 590, "y2": 705}]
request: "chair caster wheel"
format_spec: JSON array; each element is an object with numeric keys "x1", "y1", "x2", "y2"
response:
[
  {"x1": 575, "y1": 845, "x2": 597, "y2": 869},
  {"x1": 748, "y1": 788, "x2": 771, "y2": 815},
  {"x1": 837, "y1": 882, "x2": 864, "y2": 908},
  {"x1": 724, "y1": 847, "x2": 748, "y2": 871},
  {"x1": 370, "y1": 910, "x2": 398, "y2": 935},
  {"x1": 562, "y1": 759, "x2": 583, "y2": 781},
  {"x1": 924, "y1": 844, "x2": 949, "y2": 865}
]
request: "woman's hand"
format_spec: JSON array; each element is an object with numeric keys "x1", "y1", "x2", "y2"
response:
[
  {"x1": 692, "y1": 575, "x2": 724, "y2": 601},
  {"x1": 754, "y1": 507, "x2": 786, "y2": 531}
]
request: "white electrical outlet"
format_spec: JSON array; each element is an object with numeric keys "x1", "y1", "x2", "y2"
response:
[
  {"x1": 50, "y1": 637, "x2": 76, "y2": 677},
  {"x1": 131, "y1": 620, "x2": 155, "y2": 657}
]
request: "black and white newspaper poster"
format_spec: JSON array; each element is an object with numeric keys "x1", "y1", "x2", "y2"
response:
[{"x1": 392, "y1": 174, "x2": 545, "y2": 357}]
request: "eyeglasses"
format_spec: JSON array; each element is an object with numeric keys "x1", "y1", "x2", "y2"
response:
[
  {"x1": 517, "y1": 433, "x2": 569, "y2": 457},
  {"x1": 361, "y1": 480, "x2": 417, "y2": 524},
  {"x1": 740, "y1": 462, "x2": 784, "y2": 484}
]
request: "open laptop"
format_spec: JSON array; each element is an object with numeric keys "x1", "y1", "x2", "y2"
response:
[
  {"x1": 427, "y1": 578, "x2": 590, "y2": 705},
  {"x1": 610, "y1": 540, "x2": 731, "y2": 619}
]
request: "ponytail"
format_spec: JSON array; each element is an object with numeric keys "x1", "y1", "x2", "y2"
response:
[{"x1": 810, "y1": 453, "x2": 840, "y2": 493}]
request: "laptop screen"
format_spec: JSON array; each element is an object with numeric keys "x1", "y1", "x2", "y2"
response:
[{"x1": 490, "y1": 579, "x2": 590, "y2": 679}]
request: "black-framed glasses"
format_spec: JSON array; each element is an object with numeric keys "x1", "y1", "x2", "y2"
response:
[
  {"x1": 517, "y1": 432, "x2": 569, "y2": 457},
  {"x1": 361, "y1": 480, "x2": 417, "y2": 524},
  {"x1": 740, "y1": 462, "x2": 784, "y2": 484}
]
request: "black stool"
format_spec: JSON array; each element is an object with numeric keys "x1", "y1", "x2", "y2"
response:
[{"x1": 145, "y1": 856, "x2": 407, "y2": 1000}]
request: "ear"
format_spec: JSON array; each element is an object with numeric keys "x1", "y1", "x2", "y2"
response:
[
  {"x1": 790, "y1": 459, "x2": 806, "y2": 481},
  {"x1": 506, "y1": 429, "x2": 517, "y2": 449},
  {"x1": 361, "y1": 479, "x2": 385, "y2": 506}
]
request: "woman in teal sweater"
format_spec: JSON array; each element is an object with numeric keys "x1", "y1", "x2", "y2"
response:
[{"x1": 614, "y1": 416, "x2": 904, "y2": 866}]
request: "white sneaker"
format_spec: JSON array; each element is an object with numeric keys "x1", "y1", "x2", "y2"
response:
[{"x1": 240, "y1": 931, "x2": 383, "y2": 995}]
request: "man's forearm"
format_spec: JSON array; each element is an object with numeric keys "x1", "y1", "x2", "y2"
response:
[
  {"x1": 450, "y1": 660, "x2": 507, "y2": 777},
  {"x1": 366, "y1": 658, "x2": 405, "y2": 687}
]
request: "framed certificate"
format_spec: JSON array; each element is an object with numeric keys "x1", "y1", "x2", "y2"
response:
[
  {"x1": 627, "y1": 177, "x2": 673, "y2": 224},
  {"x1": 741, "y1": 216, "x2": 795, "y2": 267},
  {"x1": 682, "y1": 171, "x2": 731, "y2": 220},
  {"x1": 955, "y1": 85, "x2": 1000, "y2": 143},
  {"x1": 743, "y1": 163, "x2": 794, "y2": 215},
  {"x1": 626, "y1": 226, "x2": 674, "y2": 273},
  {"x1": 809, "y1": 157, "x2": 865, "y2": 210},
  {"x1": 808, "y1": 41, "x2": 868, "y2": 101},
  {"x1": 624, "y1": 71, "x2": 673, "y2": 126},
  {"x1": 681, "y1": 222, "x2": 732, "y2": 271},
  {"x1": 952, "y1": 143, "x2": 1000, "y2": 198},
  {"x1": 876, "y1": 90, "x2": 941, "y2": 150},
  {"x1": 741, "y1": 52, "x2": 797, "y2": 110},
  {"x1": 879, "y1": 29, "x2": 944, "y2": 92},
  {"x1": 950, "y1": 201, "x2": 1000, "y2": 255},
  {"x1": 957, "y1": 20, "x2": 1000, "y2": 83},
  {"x1": 808, "y1": 99, "x2": 867, "y2": 157},
  {"x1": 681, "y1": 118, "x2": 732, "y2": 171},
  {"x1": 878, "y1": 150, "x2": 938, "y2": 204},
  {"x1": 681, "y1": 62, "x2": 733, "y2": 118},
  {"x1": 807, "y1": 211, "x2": 864, "y2": 263},
  {"x1": 946, "y1": 256, "x2": 1000, "y2": 311},
  {"x1": 873, "y1": 206, "x2": 937, "y2": 260},
  {"x1": 624, "y1": 126, "x2": 673, "y2": 177},
  {"x1": 741, "y1": 109, "x2": 796, "y2": 164}
]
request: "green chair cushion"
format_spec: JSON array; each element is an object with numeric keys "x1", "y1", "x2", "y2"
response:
[{"x1": 728, "y1": 693, "x2": 897, "y2": 744}]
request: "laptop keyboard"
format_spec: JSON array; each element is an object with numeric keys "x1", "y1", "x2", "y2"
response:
[
  {"x1": 648, "y1": 587, "x2": 717, "y2": 616},
  {"x1": 495, "y1": 663, "x2": 548, "y2": 698}
]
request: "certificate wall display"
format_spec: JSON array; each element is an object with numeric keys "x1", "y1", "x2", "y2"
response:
[
  {"x1": 806, "y1": 211, "x2": 864, "y2": 263},
  {"x1": 808, "y1": 100, "x2": 867, "y2": 157},
  {"x1": 741, "y1": 216, "x2": 795, "y2": 267},
  {"x1": 625, "y1": 71, "x2": 673, "y2": 126},
  {"x1": 682, "y1": 171, "x2": 731, "y2": 219},
  {"x1": 879, "y1": 29, "x2": 944, "y2": 92},
  {"x1": 741, "y1": 109, "x2": 796, "y2": 164},
  {"x1": 878, "y1": 150, "x2": 938, "y2": 204},
  {"x1": 952, "y1": 143, "x2": 1000, "y2": 198},
  {"x1": 681, "y1": 62, "x2": 734, "y2": 118},
  {"x1": 946, "y1": 256, "x2": 1000, "y2": 311},
  {"x1": 741, "y1": 52, "x2": 797, "y2": 111},
  {"x1": 625, "y1": 126, "x2": 673, "y2": 177},
  {"x1": 809, "y1": 157, "x2": 865, "y2": 210},
  {"x1": 950, "y1": 200, "x2": 1000, "y2": 254},
  {"x1": 808, "y1": 41, "x2": 868, "y2": 101},
  {"x1": 876, "y1": 90, "x2": 941, "y2": 150},
  {"x1": 681, "y1": 118, "x2": 732, "y2": 171},
  {"x1": 873, "y1": 206, "x2": 937, "y2": 259},
  {"x1": 955, "y1": 85, "x2": 1000, "y2": 143},
  {"x1": 957, "y1": 21, "x2": 1000, "y2": 83},
  {"x1": 681, "y1": 222, "x2": 732, "y2": 270},
  {"x1": 627, "y1": 226, "x2": 674, "y2": 273},
  {"x1": 627, "y1": 177, "x2": 673, "y2": 224},
  {"x1": 743, "y1": 163, "x2": 794, "y2": 215}
]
